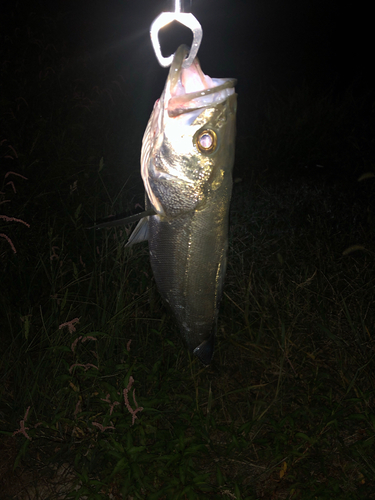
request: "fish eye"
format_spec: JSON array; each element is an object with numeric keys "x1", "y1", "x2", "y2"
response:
[{"x1": 195, "y1": 129, "x2": 217, "y2": 153}]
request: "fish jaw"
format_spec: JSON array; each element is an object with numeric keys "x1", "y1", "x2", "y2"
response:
[{"x1": 139, "y1": 45, "x2": 237, "y2": 364}]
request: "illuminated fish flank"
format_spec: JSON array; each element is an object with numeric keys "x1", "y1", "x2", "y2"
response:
[{"x1": 128, "y1": 45, "x2": 237, "y2": 365}]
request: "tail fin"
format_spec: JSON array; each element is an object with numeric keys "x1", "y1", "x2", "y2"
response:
[{"x1": 193, "y1": 333, "x2": 215, "y2": 366}]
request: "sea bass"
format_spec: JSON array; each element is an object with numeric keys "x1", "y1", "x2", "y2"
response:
[{"x1": 128, "y1": 45, "x2": 237, "y2": 365}]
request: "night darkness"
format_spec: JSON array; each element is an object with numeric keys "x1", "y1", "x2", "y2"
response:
[
  {"x1": 1, "y1": 1, "x2": 375, "y2": 497},
  {"x1": 2, "y1": 0, "x2": 373, "y2": 184}
]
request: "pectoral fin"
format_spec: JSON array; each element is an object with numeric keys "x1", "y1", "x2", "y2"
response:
[{"x1": 125, "y1": 217, "x2": 150, "y2": 246}]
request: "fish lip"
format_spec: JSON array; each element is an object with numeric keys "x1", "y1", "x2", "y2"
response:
[{"x1": 167, "y1": 44, "x2": 190, "y2": 91}]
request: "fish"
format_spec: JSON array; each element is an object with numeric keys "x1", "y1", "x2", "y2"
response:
[{"x1": 127, "y1": 44, "x2": 237, "y2": 365}]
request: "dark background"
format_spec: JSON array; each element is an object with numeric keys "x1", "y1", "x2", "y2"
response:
[{"x1": 1, "y1": 0, "x2": 373, "y2": 184}]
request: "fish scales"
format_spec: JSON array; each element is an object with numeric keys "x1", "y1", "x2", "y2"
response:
[
  {"x1": 149, "y1": 177, "x2": 231, "y2": 365},
  {"x1": 129, "y1": 45, "x2": 237, "y2": 365}
]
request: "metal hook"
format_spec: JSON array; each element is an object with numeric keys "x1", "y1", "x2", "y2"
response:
[{"x1": 150, "y1": 0, "x2": 203, "y2": 69}]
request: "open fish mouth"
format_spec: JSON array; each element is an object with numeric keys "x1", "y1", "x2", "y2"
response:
[{"x1": 166, "y1": 45, "x2": 236, "y2": 117}]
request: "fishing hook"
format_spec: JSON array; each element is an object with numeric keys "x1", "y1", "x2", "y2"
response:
[{"x1": 150, "y1": 0, "x2": 203, "y2": 68}]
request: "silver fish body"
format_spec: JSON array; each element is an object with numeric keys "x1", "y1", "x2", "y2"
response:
[{"x1": 129, "y1": 45, "x2": 237, "y2": 365}]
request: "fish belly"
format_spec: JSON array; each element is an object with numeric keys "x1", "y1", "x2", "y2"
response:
[{"x1": 148, "y1": 185, "x2": 231, "y2": 365}]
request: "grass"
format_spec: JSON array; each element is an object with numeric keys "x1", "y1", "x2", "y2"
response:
[{"x1": 1, "y1": 6, "x2": 375, "y2": 500}]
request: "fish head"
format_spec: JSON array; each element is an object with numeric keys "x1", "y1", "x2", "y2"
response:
[{"x1": 141, "y1": 45, "x2": 237, "y2": 218}]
